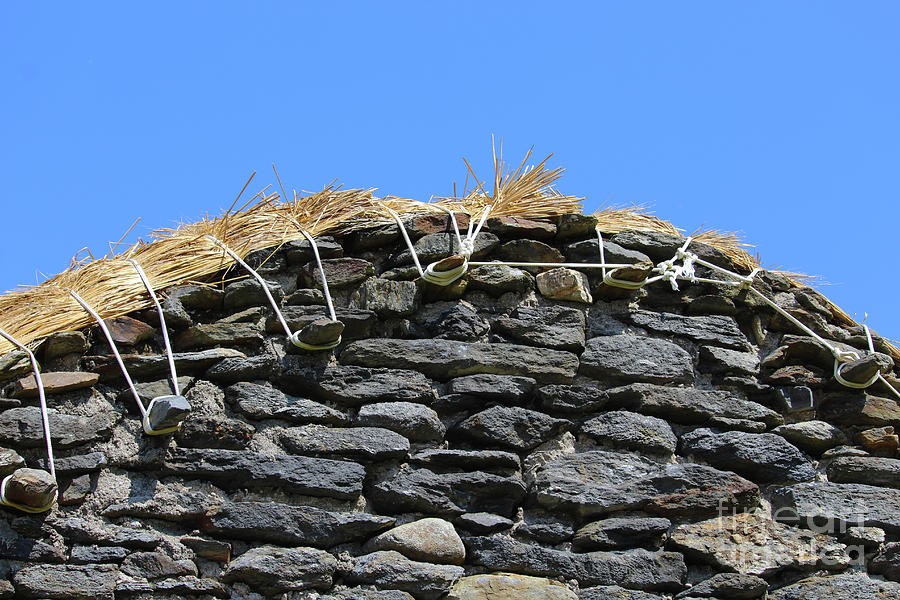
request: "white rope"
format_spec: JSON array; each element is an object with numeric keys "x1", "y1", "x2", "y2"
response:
[
  {"x1": 69, "y1": 290, "x2": 148, "y2": 419},
  {"x1": 0, "y1": 327, "x2": 57, "y2": 512},
  {"x1": 127, "y1": 259, "x2": 179, "y2": 396}
]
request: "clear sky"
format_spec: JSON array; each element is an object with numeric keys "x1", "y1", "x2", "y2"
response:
[{"x1": 2, "y1": 2, "x2": 898, "y2": 341}]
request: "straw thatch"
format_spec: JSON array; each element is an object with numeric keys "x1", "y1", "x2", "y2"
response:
[{"x1": 0, "y1": 150, "x2": 894, "y2": 363}]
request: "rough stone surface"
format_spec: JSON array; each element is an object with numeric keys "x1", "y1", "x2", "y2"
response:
[
  {"x1": 773, "y1": 420, "x2": 847, "y2": 455},
  {"x1": 346, "y1": 551, "x2": 465, "y2": 600},
  {"x1": 628, "y1": 311, "x2": 749, "y2": 349},
  {"x1": 699, "y1": 345, "x2": 760, "y2": 375},
  {"x1": 581, "y1": 410, "x2": 677, "y2": 455},
  {"x1": 13, "y1": 371, "x2": 99, "y2": 398},
  {"x1": 536, "y1": 267, "x2": 593, "y2": 303},
  {"x1": 827, "y1": 456, "x2": 900, "y2": 489},
  {"x1": 13, "y1": 564, "x2": 117, "y2": 599},
  {"x1": 3, "y1": 467, "x2": 57, "y2": 508},
  {"x1": 280, "y1": 425, "x2": 410, "y2": 461},
  {"x1": 456, "y1": 405, "x2": 570, "y2": 451},
  {"x1": 449, "y1": 573, "x2": 577, "y2": 600},
  {"x1": 493, "y1": 305, "x2": 586, "y2": 351},
  {"x1": 675, "y1": 573, "x2": 768, "y2": 599},
  {"x1": 175, "y1": 322, "x2": 262, "y2": 350},
  {"x1": 354, "y1": 278, "x2": 420, "y2": 317},
  {"x1": 466, "y1": 264, "x2": 534, "y2": 295},
  {"x1": 356, "y1": 402, "x2": 445, "y2": 441},
  {"x1": 282, "y1": 365, "x2": 435, "y2": 405},
  {"x1": 222, "y1": 545, "x2": 337, "y2": 594},
  {"x1": 367, "y1": 518, "x2": 465, "y2": 564},
  {"x1": 0, "y1": 406, "x2": 117, "y2": 449},
  {"x1": 448, "y1": 374, "x2": 536, "y2": 402},
  {"x1": 227, "y1": 381, "x2": 349, "y2": 424},
  {"x1": 580, "y1": 335, "x2": 694, "y2": 384},
  {"x1": 768, "y1": 573, "x2": 900, "y2": 599},
  {"x1": 770, "y1": 481, "x2": 900, "y2": 533},
  {"x1": 573, "y1": 517, "x2": 671, "y2": 551}
]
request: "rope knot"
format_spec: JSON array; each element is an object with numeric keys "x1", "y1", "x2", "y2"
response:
[{"x1": 458, "y1": 238, "x2": 476, "y2": 258}]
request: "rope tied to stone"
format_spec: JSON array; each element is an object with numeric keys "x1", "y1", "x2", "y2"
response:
[{"x1": 0, "y1": 327, "x2": 57, "y2": 513}]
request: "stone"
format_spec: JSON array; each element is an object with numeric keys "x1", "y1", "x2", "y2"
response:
[
  {"x1": 838, "y1": 352, "x2": 894, "y2": 385},
  {"x1": 115, "y1": 376, "x2": 194, "y2": 406},
  {"x1": 773, "y1": 421, "x2": 847, "y2": 455},
  {"x1": 845, "y1": 525, "x2": 885, "y2": 548},
  {"x1": 146, "y1": 394, "x2": 191, "y2": 432},
  {"x1": 59, "y1": 474, "x2": 91, "y2": 505},
  {"x1": 181, "y1": 535, "x2": 232, "y2": 562},
  {"x1": 41, "y1": 331, "x2": 88, "y2": 359},
  {"x1": 609, "y1": 231, "x2": 685, "y2": 262},
  {"x1": 821, "y1": 445, "x2": 869, "y2": 459},
  {"x1": 163, "y1": 448, "x2": 364, "y2": 499},
  {"x1": 284, "y1": 235, "x2": 343, "y2": 264},
  {"x1": 580, "y1": 335, "x2": 694, "y2": 384},
  {"x1": 294, "y1": 317, "x2": 345, "y2": 347},
  {"x1": 827, "y1": 456, "x2": 900, "y2": 489},
  {"x1": 699, "y1": 346, "x2": 760, "y2": 375},
  {"x1": 280, "y1": 425, "x2": 410, "y2": 461},
  {"x1": 517, "y1": 509, "x2": 575, "y2": 543},
  {"x1": 405, "y1": 212, "x2": 471, "y2": 237},
  {"x1": 768, "y1": 573, "x2": 900, "y2": 599},
  {"x1": 498, "y1": 239, "x2": 565, "y2": 265},
  {"x1": 410, "y1": 449, "x2": 521, "y2": 470},
  {"x1": 370, "y1": 463, "x2": 526, "y2": 517},
  {"x1": 201, "y1": 501, "x2": 394, "y2": 547},
  {"x1": 432, "y1": 302, "x2": 491, "y2": 341},
  {"x1": 40, "y1": 451, "x2": 106, "y2": 475},
  {"x1": 556, "y1": 213, "x2": 598, "y2": 239},
  {"x1": 100, "y1": 479, "x2": 223, "y2": 522},
  {"x1": 152, "y1": 576, "x2": 228, "y2": 598},
  {"x1": 13, "y1": 563, "x2": 117, "y2": 600},
  {"x1": 449, "y1": 572, "x2": 577, "y2": 600},
  {"x1": 456, "y1": 512, "x2": 515, "y2": 534},
  {"x1": 393, "y1": 232, "x2": 499, "y2": 265},
  {"x1": 2, "y1": 467, "x2": 57, "y2": 508},
  {"x1": 0, "y1": 349, "x2": 31, "y2": 381},
  {"x1": 266, "y1": 306, "x2": 376, "y2": 341},
  {"x1": 456, "y1": 406, "x2": 570, "y2": 451},
  {"x1": 168, "y1": 284, "x2": 225, "y2": 309},
  {"x1": 346, "y1": 550, "x2": 465, "y2": 600},
  {"x1": 766, "y1": 365, "x2": 825, "y2": 387},
  {"x1": 466, "y1": 264, "x2": 534, "y2": 295},
  {"x1": 222, "y1": 545, "x2": 337, "y2": 594},
  {"x1": 493, "y1": 305, "x2": 586, "y2": 352},
  {"x1": 104, "y1": 315, "x2": 155, "y2": 345},
  {"x1": 675, "y1": 573, "x2": 768, "y2": 599},
  {"x1": 581, "y1": 411, "x2": 677, "y2": 455},
  {"x1": 226, "y1": 382, "x2": 349, "y2": 425},
  {"x1": 12, "y1": 371, "x2": 99, "y2": 398},
  {"x1": 605, "y1": 383, "x2": 782, "y2": 427},
  {"x1": 85, "y1": 347, "x2": 246, "y2": 379},
  {"x1": 448, "y1": 374, "x2": 535, "y2": 402},
  {"x1": 819, "y1": 391, "x2": 900, "y2": 426},
  {"x1": 69, "y1": 545, "x2": 129, "y2": 564},
  {"x1": 669, "y1": 512, "x2": 847, "y2": 577},
  {"x1": 121, "y1": 550, "x2": 197, "y2": 579},
  {"x1": 341, "y1": 338, "x2": 579, "y2": 383},
  {"x1": 356, "y1": 402, "x2": 445, "y2": 441},
  {"x1": 573, "y1": 517, "x2": 671, "y2": 551},
  {"x1": 770, "y1": 481, "x2": 900, "y2": 534},
  {"x1": 532, "y1": 450, "x2": 759, "y2": 519},
  {"x1": 466, "y1": 536, "x2": 685, "y2": 591},
  {"x1": 280, "y1": 364, "x2": 435, "y2": 405},
  {"x1": 486, "y1": 215, "x2": 557, "y2": 239},
  {"x1": 679, "y1": 428, "x2": 816, "y2": 484},
  {"x1": 537, "y1": 384, "x2": 608, "y2": 415},
  {"x1": 565, "y1": 237, "x2": 651, "y2": 265},
  {"x1": 354, "y1": 278, "x2": 420, "y2": 317},
  {"x1": 49, "y1": 515, "x2": 162, "y2": 548},
  {"x1": 0, "y1": 406, "x2": 117, "y2": 449},
  {"x1": 223, "y1": 278, "x2": 284, "y2": 311},
  {"x1": 287, "y1": 287, "x2": 327, "y2": 305},
  {"x1": 300, "y1": 257, "x2": 375, "y2": 289},
  {"x1": 579, "y1": 587, "x2": 666, "y2": 600},
  {"x1": 174, "y1": 322, "x2": 262, "y2": 350},
  {"x1": 205, "y1": 354, "x2": 277, "y2": 382},
  {"x1": 175, "y1": 414, "x2": 253, "y2": 449},
  {"x1": 536, "y1": 267, "x2": 593, "y2": 303},
  {"x1": 367, "y1": 518, "x2": 465, "y2": 565},
  {"x1": 627, "y1": 311, "x2": 749, "y2": 349},
  {"x1": 0, "y1": 447, "x2": 25, "y2": 476},
  {"x1": 858, "y1": 426, "x2": 900, "y2": 451}
]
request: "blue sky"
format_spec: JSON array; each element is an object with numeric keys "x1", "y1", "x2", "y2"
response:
[{"x1": 2, "y1": 2, "x2": 898, "y2": 341}]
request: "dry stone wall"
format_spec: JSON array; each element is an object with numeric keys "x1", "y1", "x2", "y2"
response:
[{"x1": 1, "y1": 213, "x2": 900, "y2": 599}]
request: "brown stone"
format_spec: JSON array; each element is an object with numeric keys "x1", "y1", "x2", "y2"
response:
[
  {"x1": 408, "y1": 213, "x2": 470, "y2": 236},
  {"x1": 536, "y1": 268, "x2": 592, "y2": 304},
  {"x1": 449, "y1": 573, "x2": 577, "y2": 599},
  {"x1": 3, "y1": 467, "x2": 57, "y2": 509},
  {"x1": 12, "y1": 371, "x2": 99, "y2": 398},
  {"x1": 295, "y1": 318, "x2": 345, "y2": 347},
  {"x1": 366, "y1": 518, "x2": 465, "y2": 565},
  {"x1": 485, "y1": 216, "x2": 557, "y2": 240},
  {"x1": 432, "y1": 255, "x2": 466, "y2": 272},
  {"x1": 838, "y1": 352, "x2": 895, "y2": 385},
  {"x1": 594, "y1": 260, "x2": 654, "y2": 300},
  {"x1": 858, "y1": 426, "x2": 900, "y2": 452},
  {"x1": 104, "y1": 316, "x2": 155, "y2": 345}
]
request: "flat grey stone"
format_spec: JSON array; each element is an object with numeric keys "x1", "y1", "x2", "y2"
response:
[
  {"x1": 628, "y1": 311, "x2": 749, "y2": 349},
  {"x1": 280, "y1": 364, "x2": 435, "y2": 405},
  {"x1": 356, "y1": 402, "x2": 445, "y2": 441},
  {"x1": 205, "y1": 354, "x2": 277, "y2": 383},
  {"x1": 773, "y1": 420, "x2": 847, "y2": 455},
  {"x1": 353, "y1": 278, "x2": 420, "y2": 317},
  {"x1": 346, "y1": 550, "x2": 464, "y2": 600},
  {"x1": 174, "y1": 414, "x2": 253, "y2": 449},
  {"x1": 581, "y1": 411, "x2": 676, "y2": 455},
  {"x1": 448, "y1": 374, "x2": 536, "y2": 402},
  {"x1": 768, "y1": 573, "x2": 900, "y2": 599},
  {"x1": 827, "y1": 456, "x2": 900, "y2": 489},
  {"x1": 223, "y1": 278, "x2": 284, "y2": 311},
  {"x1": 226, "y1": 381, "x2": 349, "y2": 425},
  {"x1": 69, "y1": 545, "x2": 129, "y2": 564},
  {"x1": 13, "y1": 564, "x2": 117, "y2": 600},
  {"x1": 266, "y1": 305, "x2": 376, "y2": 341},
  {"x1": 168, "y1": 285, "x2": 224, "y2": 309},
  {"x1": 85, "y1": 347, "x2": 246, "y2": 379},
  {"x1": 455, "y1": 512, "x2": 515, "y2": 535},
  {"x1": 871, "y1": 542, "x2": 900, "y2": 583},
  {"x1": 300, "y1": 257, "x2": 375, "y2": 289},
  {"x1": 680, "y1": 428, "x2": 816, "y2": 484},
  {"x1": 410, "y1": 449, "x2": 521, "y2": 470},
  {"x1": 222, "y1": 545, "x2": 337, "y2": 594},
  {"x1": 284, "y1": 235, "x2": 343, "y2": 264},
  {"x1": 466, "y1": 264, "x2": 534, "y2": 295},
  {"x1": 432, "y1": 303, "x2": 491, "y2": 341},
  {"x1": 456, "y1": 405, "x2": 570, "y2": 451},
  {"x1": 574, "y1": 517, "x2": 671, "y2": 551},
  {"x1": 341, "y1": 338, "x2": 579, "y2": 383},
  {"x1": 280, "y1": 425, "x2": 410, "y2": 461},
  {"x1": 537, "y1": 384, "x2": 608, "y2": 415},
  {"x1": 770, "y1": 481, "x2": 900, "y2": 534},
  {"x1": 174, "y1": 322, "x2": 262, "y2": 350},
  {"x1": 201, "y1": 500, "x2": 394, "y2": 547},
  {"x1": 674, "y1": 573, "x2": 768, "y2": 599},
  {"x1": 579, "y1": 587, "x2": 666, "y2": 600},
  {"x1": 699, "y1": 345, "x2": 760, "y2": 375},
  {"x1": 121, "y1": 550, "x2": 196, "y2": 579},
  {"x1": 147, "y1": 394, "x2": 191, "y2": 431},
  {"x1": 0, "y1": 406, "x2": 117, "y2": 449},
  {"x1": 393, "y1": 231, "x2": 499, "y2": 265},
  {"x1": 41, "y1": 331, "x2": 88, "y2": 359},
  {"x1": 580, "y1": 335, "x2": 694, "y2": 384},
  {"x1": 566, "y1": 238, "x2": 651, "y2": 265},
  {"x1": 493, "y1": 305, "x2": 586, "y2": 352}
]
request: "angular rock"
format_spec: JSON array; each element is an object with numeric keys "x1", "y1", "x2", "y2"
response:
[
  {"x1": 628, "y1": 311, "x2": 749, "y2": 350},
  {"x1": 100, "y1": 479, "x2": 223, "y2": 522},
  {"x1": 605, "y1": 383, "x2": 781, "y2": 427},
  {"x1": 669, "y1": 512, "x2": 847, "y2": 577},
  {"x1": 175, "y1": 414, "x2": 253, "y2": 449},
  {"x1": 574, "y1": 517, "x2": 671, "y2": 551},
  {"x1": 356, "y1": 402, "x2": 445, "y2": 441},
  {"x1": 42, "y1": 451, "x2": 107, "y2": 475},
  {"x1": 565, "y1": 237, "x2": 651, "y2": 265},
  {"x1": 0, "y1": 447, "x2": 25, "y2": 476},
  {"x1": 819, "y1": 392, "x2": 900, "y2": 427},
  {"x1": 294, "y1": 317, "x2": 345, "y2": 348},
  {"x1": 498, "y1": 239, "x2": 565, "y2": 265},
  {"x1": 146, "y1": 394, "x2": 191, "y2": 432},
  {"x1": 115, "y1": 376, "x2": 194, "y2": 406},
  {"x1": 69, "y1": 544, "x2": 129, "y2": 564},
  {"x1": 858, "y1": 425, "x2": 899, "y2": 451},
  {"x1": 455, "y1": 512, "x2": 514, "y2": 534},
  {"x1": 280, "y1": 425, "x2": 410, "y2": 461},
  {"x1": 456, "y1": 406, "x2": 569, "y2": 451},
  {"x1": 205, "y1": 354, "x2": 277, "y2": 383},
  {"x1": 493, "y1": 305, "x2": 586, "y2": 352},
  {"x1": 346, "y1": 550, "x2": 464, "y2": 600},
  {"x1": 266, "y1": 306, "x2": 376, "y2": 341},
  {"x1": 284, "y1": 235, "x2": 343, "y2": 264},
  {"x1": 0, "y1": 406, "x2": 117, "y2": 449},
  {"x1": 768, "y1": 573, "x2": 900, "y2": 599},
  {"x1": 432, "y1": 303, "x2": 491, "y2": 341},
  {"x1": 354, "y1": 278, "x2": 420, "y2": 317},
  {"x1": 174, "y1": 322, "x2": 262, "y2": 350},
  {"x1": 448, "y1": 374, "x2": 535, "y2": 402},
  {"x1": 827, "y1": 456, "x2": 900, "y2": 489},
  {"x1": 226, "y1": 382, "x2": 349, "y2": 425},
  {"x1": 48, "y1": 515, "x2": 162, "y2": 548},
  {"x1": 13, "y1": 563, "x2": 117, "y2": 600},
  {"x1": 533, "y1": 450, "x2": 759, "y2": 519},
  {"x1": 168, "y1": 284, "x2": 225, "y2": 309},
  {"x1": 770, "y1": 481, "x2": 900, "y2": 534},
  {"x1": 466, "y1": 536, "x2": 685, "y2": 591},
  {"x1": 486, "y1": 215, "x2": 557, "y2": 239},
  {"x1": 223, "y1": 278, "x2": 284, "y2": 311},
  {"x1": 121, "y1": 550, "x2": 197, "y2": 579},
  {"x1": 449, "y1": 572, "x2": 577, "y2": 600},
  {"x1": 699, "y1": 346, "x2": 760, "y2": 375},
  {"x1": 536, "y1": 267, "x2": 593, "y2": 303},
  {"x1": 12, "y1": 371, "x2": 99, "y2": 398},
  {"x1": 773, "y1": 420, "x2": 847, "y2": 456},
  {"x1": 557, "y1": 214, "x2": 598, "y2": 239},
  {"x1": 393, "y1": 232, "x2": 499, "y2": 265},
  {"x1": 466, "y1": 264, "x2": 534, "y2": 295},
  {"x1": 2, "y1": 467, "x2": 57, "y2": 508},
  {"x1": 537, "y1": 384, "x2": 608, "y2": 415},
  {"x1": 675, "y1": 573, "x2": 767, "y2": 599},
  {"x1": 838, "y1": 352, "x2": 894, "y2": 385},
  {"x1": 341, "y1": 338, "x2": 578, "y2": 383},
  {"x1": 580, "y1": 335, "x2": 694, "y2": 384},
  {"x1": 181, "y1": 535, "x2": 232, "y2": 562},
  {"x1": 151, "y1": 576, "x2": 228, "y2": 598},
  {"x1": 163, "y1": 448, "x2": 364, "y2": 499},
  {"x1": 222, "y1": 545, "x2": 337, "y2": 594},
  {"x1": 104, "y1": 315, "x2": 154, "y2": 345},
  {"x1": 370, "y1": 463, "x2": 526, "y2": 517},
  {"x1": 410, "y1": 449, "x2": 521, "y2": 470},
  {"x1": 367, "y1": 518, "x2": 465, "y2": 565},
  {"x1": 300, "y1": 257, "x2": 375, "y2": 289},
  {"x1": 581, "y1": 411, "x2": 676, "y2": 455},
  {"x1": 579, "y1": 587, "x2": 666, "y2": 600},
  {"x1": 680, "y1": 428, "x2": 815, "y2": 484},
  {"x1": 280, "y1": 365, "x2": 435, "y2": 405},
  {"x1": 202, "y1": 500, "x2": 394, "y2": 547},
  {"x1": 845, "y1": 525, "x2": 885, "y2": 548},
  {"x1": 85, "y1": 347, "x2": 246, "y2": 379},
  {"x1": 41, "y1": 331, "x2": 88, "y2": 359}
]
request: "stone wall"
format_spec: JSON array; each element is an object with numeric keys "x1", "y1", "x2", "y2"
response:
[{"x1": 1, "y1": 213, "x2": 900, "y2": 599}]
